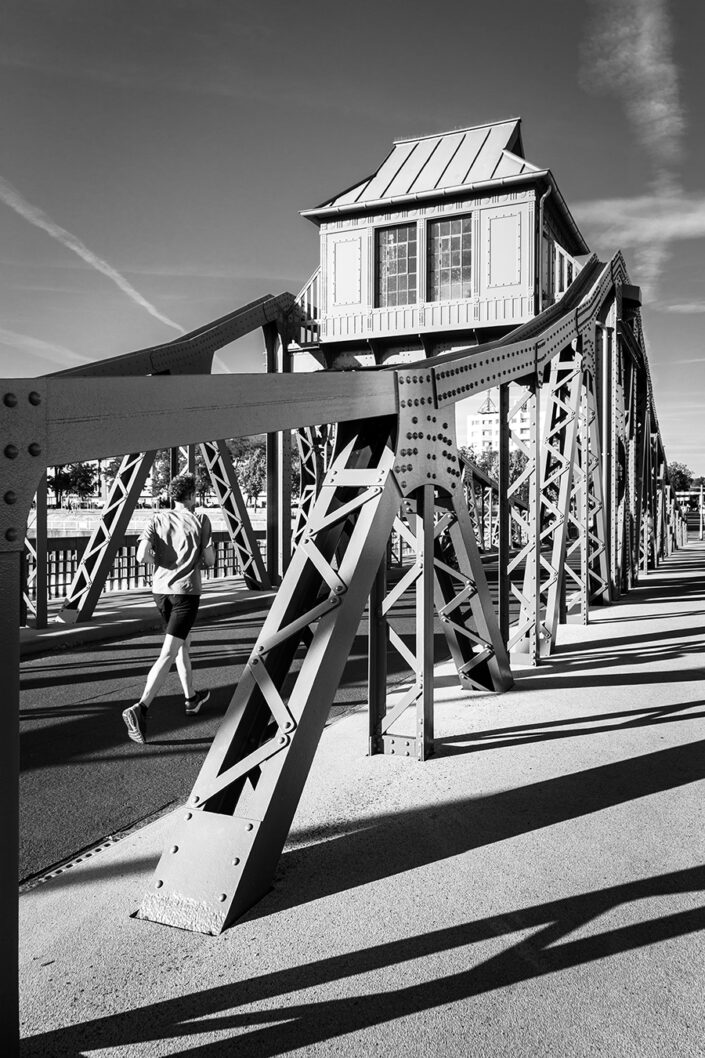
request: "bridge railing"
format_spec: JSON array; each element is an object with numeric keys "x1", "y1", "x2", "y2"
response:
[{"x1": 20, "y1": 530, "x2": 258, "y2": 622}]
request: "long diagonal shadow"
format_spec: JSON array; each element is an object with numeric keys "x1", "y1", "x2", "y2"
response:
[
  {"x1": 435, "y1": 700, "x2": 705, "y2": 754},
  {"x1": 271, "y1": 738, "x2": 705, "y2": 910},
  {"x1": 22, "y1": 865, "x2": 705, "y2": 1057}
]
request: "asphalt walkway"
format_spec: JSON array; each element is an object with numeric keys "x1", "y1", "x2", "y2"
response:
[{"x1": 19, "y1": 541, "x2": 705, "y2": 1057}]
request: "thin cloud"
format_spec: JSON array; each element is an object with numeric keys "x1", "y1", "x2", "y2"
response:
[
  {"x1": 0, "y1": 48, "x2": 399, "y2": 128},
  {"x1": 580, "y1": 0, "x2": 686, "y2": 298},
  {"x1": 572, "y1": 190, "x2": 705, "y2": 298},
  {"x1": 0, "y1": 327, "x2": 92, "y2": 369},
  {"x1": 581, "y1": 0, "x2": 685, "y2": 183},
  {"x1": 659, "y1": 303, "x2": 705, "y2": 315},
  {"x1": 0, "y1": 174, "x2": 185, "y2": 334},
  {"x1": 572, "y1": 192, "x2": 705, "y2": 243}
]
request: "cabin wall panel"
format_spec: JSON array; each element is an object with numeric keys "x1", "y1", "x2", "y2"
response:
[{"x1": 318, "y1": 193, "x2": 534, "y2": 340}]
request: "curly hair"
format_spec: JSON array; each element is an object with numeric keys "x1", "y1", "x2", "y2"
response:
[{"x1": 169, "y1": 472, "x2": 196, "y2": 504}]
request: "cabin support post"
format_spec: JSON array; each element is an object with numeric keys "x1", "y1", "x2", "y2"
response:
[
  {"x1": 264, "y1": 323, "x2": 292, "y2": 583},
  {"x1": 497, "y1": 383, "x2": 510, "y2": 648}
]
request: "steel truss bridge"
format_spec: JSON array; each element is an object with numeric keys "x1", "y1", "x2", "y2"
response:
[{"x1": 1, "y1": 250, "x2": 686, "y2": 1019}]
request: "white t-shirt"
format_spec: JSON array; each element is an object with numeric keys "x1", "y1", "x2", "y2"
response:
[{"x1": 139, "y1": 509, "x2": 212, "y2": 595}]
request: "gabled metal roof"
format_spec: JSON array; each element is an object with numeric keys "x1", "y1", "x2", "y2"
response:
[
  {"x1": 306, "y1": 119, "x2": 531, "y2": 211},
  {"x1": 301, "y1": 118, "x2": 589, "y2": 255}
]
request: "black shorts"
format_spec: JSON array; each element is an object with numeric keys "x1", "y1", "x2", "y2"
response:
[{"x1": 153, "y1": 593, "x2": 200, "y2": 641}]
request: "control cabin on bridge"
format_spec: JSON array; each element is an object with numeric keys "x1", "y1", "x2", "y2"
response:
[{"x1": 298, "y1": 118, "x2": 588, "y2": 367}]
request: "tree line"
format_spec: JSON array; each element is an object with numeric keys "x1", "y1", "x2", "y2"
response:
[
  {"x1": 45, "y1": 445, "x2": 702, "y2": 510},
  {"x1": 47, "y1": 437, "x2": 301, "y2": 509}
]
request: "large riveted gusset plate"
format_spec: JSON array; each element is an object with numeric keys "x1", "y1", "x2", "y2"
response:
[{"x1": 393, "y1": 370, "x2": 462, "y2": 496}]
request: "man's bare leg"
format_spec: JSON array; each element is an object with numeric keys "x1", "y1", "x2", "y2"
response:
[
  {"x1": 139, "y1": 634, "x2": 183, "y2": 707},
  {"x1": 175, "y1": 634, "x2": 195, "y2": 700}
]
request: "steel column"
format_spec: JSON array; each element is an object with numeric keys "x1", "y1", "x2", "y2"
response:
[
  {"x1": 265, "y1": 324, "x2": 292, "y2": 584},
  {"x1": 436, "y1": 488, "x2": 513, "y2": 692},
  {"x1": 21, "y1": 474, "x2": 47, "y2": 628},
  {"x1": 33, "y1": 473, "x2": 47, "y2": 627},
  {"x1": 58, "y1": 451, "x2": 157, "y2": 623},
  {"x1": 367, "y1": 557, "x2": 388, "y2": 754},
  {"x1": 542, "y1": 345, "x2": 583, "y2": 644},
  {"x1": 583, "y1": 371, "x2": 610, "y2": 606},
  {"x1": 0, "y1": 552, "x2": 20, "y2": 1051},
  {"x1": 292, "y1": 424, "x2": 335, "y2": 549},
  {"x1": 497, "y1": 383, "x2": 510, "y2": 647},
  {"x1": 171, "y1": 444, "x2": 195, "y2": 483},
  {"x1": 510, "y1": 382, "x2": 543, "y2": 663},
  {"x1": 599, "y1": 325, "x2": 613, "y2": 589},
  {"x1": 199, "y1": 440, "x2": 270, "y2": 590},
  {"x1": 139, "y1": 421, "x2": 402, "y2": 932},
  {"x1": 415, "y1": 485, "x2": 436, "y2": 759}
]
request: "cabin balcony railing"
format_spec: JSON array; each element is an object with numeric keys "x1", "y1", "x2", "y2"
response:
[
  {"x1": 295, "y1": 266, "x2": 320, "y2": 346},
  {"x1": 553, "y1": 243, "x2": 581, "y2": 303}
]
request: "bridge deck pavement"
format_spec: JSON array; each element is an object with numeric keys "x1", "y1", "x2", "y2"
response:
[
  {"x1": 19, "y1": 542, "x2": 705, "y2": 1057},
  {"x1": 20, "y1": 575, "x2": 276, "y2": 658}
]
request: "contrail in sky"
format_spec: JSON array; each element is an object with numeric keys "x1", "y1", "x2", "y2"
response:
[
  {"x1": 0, "y1": 326, "x2": 92, "y2": 369},
  {"x1": 0, "y1": 174, "x2": 185, "y2": 334}
]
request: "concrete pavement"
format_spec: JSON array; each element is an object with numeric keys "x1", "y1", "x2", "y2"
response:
[
  {"x1": 20, "y1": 575, "x2": 276, "y2": 658},
  {"x1": 19, "y1": 542, "x2": 705, "y2": 1057}
]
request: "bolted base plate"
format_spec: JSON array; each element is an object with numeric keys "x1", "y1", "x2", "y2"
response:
[{"x1": 137, "y1": 808, "x2": 261, "y2": 935}]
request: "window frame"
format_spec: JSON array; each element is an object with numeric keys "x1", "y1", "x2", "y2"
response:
[
  {"x1": 426, "y1": 213, "x2": 474, "y2": 304},
  {"x1": 374, "y1": 222, "x2": 419, "y2": 309}
]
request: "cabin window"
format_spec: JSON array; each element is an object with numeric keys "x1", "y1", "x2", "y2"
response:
[
  {"x1": 428, "y1": 216, "x2": 473, "y2": 301},
  {"x1": 376, "y1": 224, "x2": 417, "y2": 307}
]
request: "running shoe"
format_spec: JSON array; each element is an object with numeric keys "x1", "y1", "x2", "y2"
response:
[
  {"x1": 122, "y1": 703, "x2": 148, "y2": 744},
  {"x1": 185, "y1": 689, "x2": 210, "y2": 716}
]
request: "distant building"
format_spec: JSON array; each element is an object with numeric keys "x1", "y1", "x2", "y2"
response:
[{"x1": 465, "y1": 389, "x2": 532, "y2": 453}]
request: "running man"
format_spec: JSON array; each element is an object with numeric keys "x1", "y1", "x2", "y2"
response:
[{"x1": 122, "y1": 472, "x2": 216, "y2": 744}]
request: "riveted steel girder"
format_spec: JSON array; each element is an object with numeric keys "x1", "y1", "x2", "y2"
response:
[{"x1": 138, "y1": 419, "x2": 402, "y2": 932}]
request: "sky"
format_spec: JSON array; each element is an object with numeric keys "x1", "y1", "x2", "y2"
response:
[{"x1": 0, "y1": 0, "x2": 703, "y2": 471}]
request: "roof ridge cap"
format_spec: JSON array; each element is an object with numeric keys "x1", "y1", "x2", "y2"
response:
[{"x1": 393, "y1": 117, "x2": 521, "y2": 146}]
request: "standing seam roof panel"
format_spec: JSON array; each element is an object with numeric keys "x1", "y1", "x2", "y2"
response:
[
  {"x1": 332, "y1": 178, "x2": 373, "y2": 207},
  {"x1": 442, "y1": 127, "x2": 491, "y2": 187},
  {"x1": 438, "y1": 127, "x2": 490, "y2": 187},
  {"x1": 407, "y1": 133, "x2": 465, "y2": 193},
  {"x1": 382, "y1": 136, "x2": 446, "y2": 198},
  {"x1": 463, "y1": 123, "x2": 520, "y2": 183},
  {"x1": 492, "y1": 153, "x2": 529, "y2": 179},
  {"x1": 358, "y1": 140, "x2": 419, "y2": 202}
]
